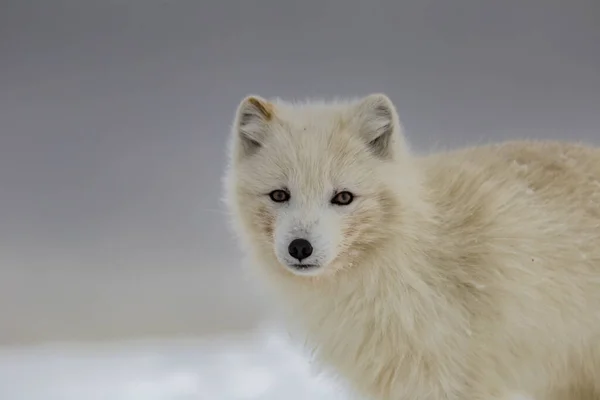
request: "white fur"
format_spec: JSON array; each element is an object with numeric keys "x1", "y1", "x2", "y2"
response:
[{"x1": 223, "y1": 93, "x2": 600, "y2": 400}]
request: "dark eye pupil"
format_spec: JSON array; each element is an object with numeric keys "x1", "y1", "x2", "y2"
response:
[
  {"x1": 269, "y1": 190, "x2": 289, "y2": 202},
  {"x1": 333, "y1": 191, "x2": 353, "y2": 205}
]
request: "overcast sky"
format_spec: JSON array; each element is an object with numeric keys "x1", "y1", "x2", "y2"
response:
[{"x1": 0, "y1": 0, "x2": 599, "y2": 343}]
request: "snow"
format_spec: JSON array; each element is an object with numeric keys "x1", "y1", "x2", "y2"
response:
[{"x1": 0, "y1": 324, "x2": 349, "y2": 400}]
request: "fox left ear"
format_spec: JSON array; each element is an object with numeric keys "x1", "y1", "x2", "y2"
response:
[
  {"x1": 232, "y1": 95, "x2": 275, "y2": 158},
  {"x1": 353, "y1": 93, "x2": 403, "y2": 159}
]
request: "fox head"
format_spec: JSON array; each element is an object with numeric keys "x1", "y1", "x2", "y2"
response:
[{"x1": 223, "y1": 94, "x2": 422, "y2": 279}]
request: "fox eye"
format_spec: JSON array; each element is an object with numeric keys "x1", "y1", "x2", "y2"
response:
[
  {"x1": 331, "y1": 191, "x2": 354, "y2": 206},
  {"x1": 269, "y1": 189, "x2": 290, "y2": 203}
]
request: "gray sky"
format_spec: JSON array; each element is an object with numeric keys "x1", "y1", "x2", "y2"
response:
[{"x1": 1, "y1": 0, "x2": 599, "y2": 344}]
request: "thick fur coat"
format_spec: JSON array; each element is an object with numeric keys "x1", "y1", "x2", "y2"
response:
[{"x1": 223, "y1": 93, "x2": 600, "y2": 400}]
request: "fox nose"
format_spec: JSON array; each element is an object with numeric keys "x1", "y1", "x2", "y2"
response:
[{"x1": 288, "y1": 238, "x2": 313, "y2": 261}]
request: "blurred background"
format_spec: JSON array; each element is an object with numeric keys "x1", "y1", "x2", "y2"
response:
[{"x1": 0, "y1": 0, "x2": 599, "y2": 398}]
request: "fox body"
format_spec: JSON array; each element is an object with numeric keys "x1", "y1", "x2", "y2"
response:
[{"x1": 223, "y1": 93, "x2": 600, "y2": 400}]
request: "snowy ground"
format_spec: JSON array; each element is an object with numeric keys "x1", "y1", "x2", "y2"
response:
[{"x1": 0, "y1": 324, "x2": 350, "y2": 400}]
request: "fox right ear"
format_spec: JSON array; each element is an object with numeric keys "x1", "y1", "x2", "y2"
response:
[
  {"x1": 233, "y1": 95, "x2": 274, "y2": 156},
  {"x1": 352, "y1": 93, "x2": 405, "y2": 160}
]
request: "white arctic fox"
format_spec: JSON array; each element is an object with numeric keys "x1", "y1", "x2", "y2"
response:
[{"x1": 223, "y1": 93, "x2": 600, "y2": 400}]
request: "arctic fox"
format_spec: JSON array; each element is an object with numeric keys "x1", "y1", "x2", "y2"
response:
[{"x1": 223, "y1": 93, "x2": 600, "y2": 400}]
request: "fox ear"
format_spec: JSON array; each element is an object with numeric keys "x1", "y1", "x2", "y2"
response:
[
  {"x1": 353, "y1": 93, "x2": 402, "y2": 159},
  {"x1": 232, "y1": 95, "x2": 274, "y2": 157}
]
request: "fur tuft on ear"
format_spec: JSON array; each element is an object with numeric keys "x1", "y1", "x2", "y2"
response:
[
  {"x1": 353, "y1": 93, "x2": 402, "y2": 159},
  {"x1": 233, "y1": 95, "x2": 274, "y2": 157}
]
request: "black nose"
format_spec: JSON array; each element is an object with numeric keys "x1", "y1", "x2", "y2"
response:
[{"x1": 288, "y1": 238, "x2": 313, "y2": 261}]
